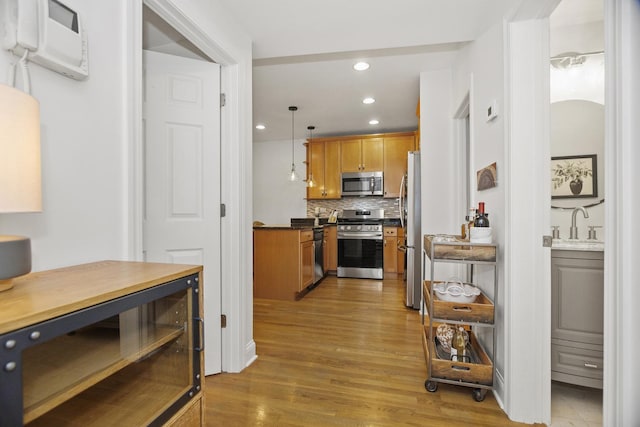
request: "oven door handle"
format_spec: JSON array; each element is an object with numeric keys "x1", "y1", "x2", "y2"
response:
[{"x1": 338, "y1": 232, "x2": 383, "y2": 239}]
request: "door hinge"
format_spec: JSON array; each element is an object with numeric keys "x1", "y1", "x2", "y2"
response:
[
  {"x1": 221, "y1": 314, "x2": 227, "y2": 328},
  {"x1": 220, "y1": 93, "x2": 226, "y2": 107},
  {"x1": 220, "y1": 203, "x2": 226, "y2": 217},
  {"x1": 542, "y1": 235, "x2": 553, "y2": 247}
]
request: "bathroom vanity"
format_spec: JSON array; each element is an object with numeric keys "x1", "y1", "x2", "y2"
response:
[{"x1": 551, "y1": 247, "x2": 603, "y2": 388}]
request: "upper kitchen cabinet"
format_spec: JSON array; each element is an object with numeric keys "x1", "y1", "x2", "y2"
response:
[
  {"x1": 306, "y1": 140, "x2": 341, "y2": 199},
  {"x1": 306, "y1": 131, "x2": 417, "y2": 199},
  {"x1": 341, "y1": 137, "x2": 384, "y2": 172},
  {"x1": 383, "y1": 132, "x2": 416, "y2": 198}
]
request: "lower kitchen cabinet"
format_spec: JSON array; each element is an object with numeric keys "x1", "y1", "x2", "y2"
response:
[
  {"x1": 254, "y1": 227, "x2": 315, "y2": 300},
  {"x1": 551, "y1": 249, "x2": 604, "y2": 388},
  {"x1": 383, "y1": 227, "x2": 405, "y2": 275},
  {"x1": 383, "y1": 227, "x2": 399, "y2": 274},
  {"x1": 323, "y1": 225, "x2": 337, "y2": 272},
  {"x1": 0, "y1": 261, "x2": 205, "y2": 427}
]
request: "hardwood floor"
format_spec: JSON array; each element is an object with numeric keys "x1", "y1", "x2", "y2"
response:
[{"x1": 205, "y1": 275, "x2": 534, "y2": 426}]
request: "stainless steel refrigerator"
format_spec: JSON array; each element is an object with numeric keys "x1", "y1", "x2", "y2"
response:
[{"x1": 399, "y1": 151, "x2": 421, "y2": 309}]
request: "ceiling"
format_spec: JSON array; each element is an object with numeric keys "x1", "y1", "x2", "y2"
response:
[{"x1": 144, "y1": 0, "x2": 603, "y2": 143}]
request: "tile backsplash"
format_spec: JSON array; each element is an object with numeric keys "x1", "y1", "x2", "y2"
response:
[{"x1": 307, "y1": 197, "x2": 400, "y2": 218}]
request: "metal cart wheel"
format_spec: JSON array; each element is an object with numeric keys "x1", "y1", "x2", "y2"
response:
[
  {"x1": 425, "y1": 380, "x2": 438, "y2": 392},
  {"x1": 473, "y1": 388, "x2": 487, "y2": 402}
]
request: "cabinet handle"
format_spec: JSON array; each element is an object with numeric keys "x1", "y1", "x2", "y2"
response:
[
  {"x1": 195, "y1": 317, "x2": 205, "y2": 352},
  {"x1": 584, "y1": 363, "x2": 599, "y2": 369},
  {"x1": 452, "y1": 306, "x2": 472, "y2": 312},
  {"x1": 451, "y1": 365, "x2": 471, "y2": 371}
]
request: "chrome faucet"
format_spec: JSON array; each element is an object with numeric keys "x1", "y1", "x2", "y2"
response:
[{"x1": 569, "y1": 207, "x2": 589, "y2": 239}]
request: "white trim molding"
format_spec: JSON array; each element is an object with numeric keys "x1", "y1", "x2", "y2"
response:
[
  {"x1": 503, "y1": 17, "x2": 552, "y2": 424},
  {"x1": 604, "y1": 0, "x2": 640, "y2": 425}
]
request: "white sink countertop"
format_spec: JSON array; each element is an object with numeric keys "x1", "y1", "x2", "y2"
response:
[{"x1": 552, "y1": 239, "x2": 604, "y2": 252}]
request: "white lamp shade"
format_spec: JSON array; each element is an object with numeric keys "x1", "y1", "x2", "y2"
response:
[{"x1": 0, "y1": 84, "x2": 42, "y2": 212}]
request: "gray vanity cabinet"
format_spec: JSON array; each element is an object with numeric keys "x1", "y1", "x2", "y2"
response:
[{"x1": 551, "y1": 250, "x2": 604, "y2": 389}]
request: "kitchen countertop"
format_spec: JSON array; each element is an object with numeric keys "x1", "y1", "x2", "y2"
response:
[
  {"x1": 254, "y1": 224, "x2": 315, "y2": 230},
  {"x1": 254, "y1": 217, "x2": 403, "y2": 230}
]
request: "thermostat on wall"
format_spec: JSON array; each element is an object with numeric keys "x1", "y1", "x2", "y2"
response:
[
  {"x1": 486, "y1": 99, "x2": 498, "y2": 122},
  {"x1": 2, "y1": 0, "x2": 89, "y2": 80}
]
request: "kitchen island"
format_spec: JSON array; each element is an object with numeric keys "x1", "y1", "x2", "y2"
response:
[{"x1": 253, "y1": 225, "x2": 319, "y2": 300}]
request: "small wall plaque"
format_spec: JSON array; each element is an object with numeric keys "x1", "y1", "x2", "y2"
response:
[{"x1": 477, "y1": 162, "x2": 497, "y2": 191}]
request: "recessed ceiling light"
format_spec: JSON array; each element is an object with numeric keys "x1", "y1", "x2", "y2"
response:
[
  {"x1": 369, "y1": 119, "x2": 379, "y2": 125},
  {"x1": 362, "y1": 97, "x2": 375, "y2": 104},
  {"x1": 255, "y1": 124, "x2": 266, "y2": 130},
  {"x1": 353, "y1": 62, "x2": 370, "y2": 71}
]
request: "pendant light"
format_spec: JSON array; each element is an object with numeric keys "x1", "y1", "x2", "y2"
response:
[
  {"x1": 288, "y1": 106, "x2": 298, "y2": 181},
  {"x1": 307, "y1": 125, "x2": 315, "y2": 188}
]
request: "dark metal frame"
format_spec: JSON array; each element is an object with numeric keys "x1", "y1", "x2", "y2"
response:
[{"x1": 0, "y1": 273, "x2": 202, "y2": 427}]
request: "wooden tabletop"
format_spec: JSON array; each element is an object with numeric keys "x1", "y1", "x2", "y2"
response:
[{"x1": 0, "y1": 260, "x2": 202, "y2": 334}]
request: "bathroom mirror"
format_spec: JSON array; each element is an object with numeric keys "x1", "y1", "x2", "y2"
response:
[{"x1": 550, "y1": 100, "x2": 604, "y2": 208}]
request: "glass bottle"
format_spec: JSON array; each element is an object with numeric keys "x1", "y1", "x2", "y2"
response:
[
  {"x1": 474, "y1": 202, "x2": 490, "y2": 227},
  {"x1": 451, "y1": 326, "x2": 467, "y2": 362},
  {"x1": 466, "y1": 207, "x2": 476, "y2": 237}
]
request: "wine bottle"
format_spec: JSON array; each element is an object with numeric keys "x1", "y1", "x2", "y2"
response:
[
  {"x1": 474, "y1": 202, "x2": 490, "y2": 227},
  {"x1": 451, "y1": 326, "x2": 467, "y2": 362}
]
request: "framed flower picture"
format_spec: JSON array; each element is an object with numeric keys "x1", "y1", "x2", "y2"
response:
[{"x1": 551, "y1": 154, "x2": 598, "y2": 199}]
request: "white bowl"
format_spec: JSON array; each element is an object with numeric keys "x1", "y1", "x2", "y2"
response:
[{"x1": 433, "y1": 280, "x2": 481, "y2": 303}]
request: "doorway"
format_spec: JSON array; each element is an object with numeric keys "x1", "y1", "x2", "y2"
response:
[
  {"x1": 142, "y1": 5, "x2": 222, "y2": 375},
  {"x1": 549, "y1": 1, "x2": 604, "y2": 424}
]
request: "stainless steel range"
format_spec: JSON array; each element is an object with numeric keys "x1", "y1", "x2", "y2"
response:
[{"x1": 337, "y1": 209, "x2": 384, "y2": 280}]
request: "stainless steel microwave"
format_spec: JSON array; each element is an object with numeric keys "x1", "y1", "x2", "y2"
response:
[{"x1": 341, "y1": 171, "x2": 383, "y2": 196}]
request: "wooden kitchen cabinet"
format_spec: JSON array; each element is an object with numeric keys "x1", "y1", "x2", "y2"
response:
[
  {"x1": 383, "y1": 226, "x2": 405, "y2": 275},
  {"x1": 306, "y1": 140, "x2": 341, "y2": 199},
  {"x1": 341, "y1": 137, "x2": 383, "y2": 172},
  {"x1": 323, "y1": 225, "x2": 337, "y2": 272},
  {"x1": 254, "y1": 228, "x2": 316, "y2": 300},
  {"x1": 551, "y1": 249, "x2": 604, "y2": 388},
  {"x1": 383, "y1": 227, "x2": 398, "y2": 274},
  {"x1": 0, "y1": 261, "x2": 205, "y2": 427},
  {"x1": 383, "y1": 133, "x2": 416, "y2": 198},
  {"x1": 306, "y1": 132, "x2": 417, "y2": 189}
]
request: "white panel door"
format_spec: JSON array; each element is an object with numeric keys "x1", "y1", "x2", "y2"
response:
[{"x1": 143, "y1": 50, "x2": 221, "y2": 375}]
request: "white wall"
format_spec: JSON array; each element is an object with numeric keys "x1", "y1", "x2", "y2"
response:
[
  {"x1": 1, "y1": 0, "x2": 256, "y2": 373},
  {"x1": 420, "y1": 69, "x2": 455, "y2": 237},
  {"x1": 450, "y1": 20, "x2": 507, "y2": 395},
  {"x1": 604, "y1": 0, "x2": 640, "y2": 424},
  {"x1": 253, "y1": 139, "x2": 307, "y2": 224},
  {"x1": 419, "y1": 68, "x2": 460, "y2": 283},
  {"x1": 0, "y1": 1, "x2": 129, "y2": 269}
]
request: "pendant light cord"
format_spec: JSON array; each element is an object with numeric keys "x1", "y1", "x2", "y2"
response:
[
  {"x1": 288, "y1": 106, "x2": 298, "y2": 180},
  {"x1": 291, "y1": 109, "x2": 295, "y2": 164}
]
